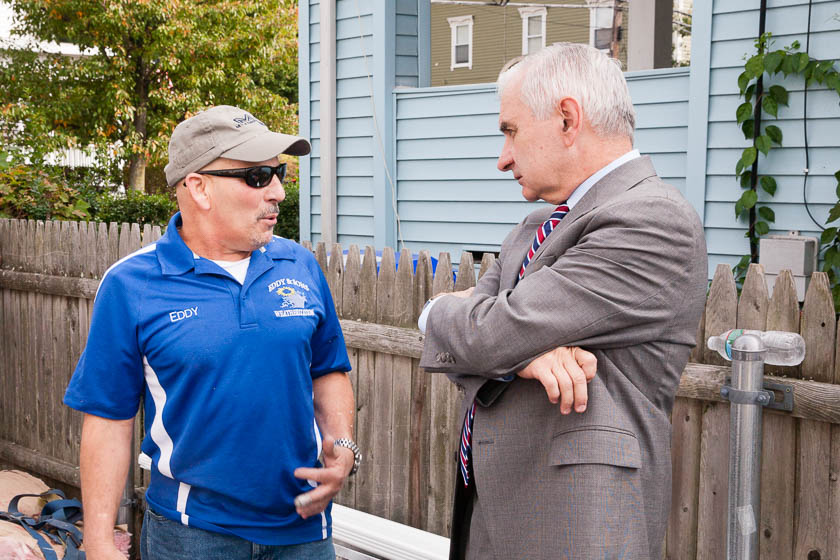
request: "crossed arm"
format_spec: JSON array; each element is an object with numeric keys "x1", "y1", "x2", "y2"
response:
[{"x1": 442, "y1": 287, "x2": 597, "y2": 413}]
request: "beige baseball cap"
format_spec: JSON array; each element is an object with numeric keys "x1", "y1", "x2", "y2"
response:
[{"x1": 164, "y1": 105, "x2": 311, "y2": 187}]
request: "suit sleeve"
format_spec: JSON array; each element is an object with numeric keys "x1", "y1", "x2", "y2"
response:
[{"x1": 419, "y1": 195, "x2": 705, "y2": 377}]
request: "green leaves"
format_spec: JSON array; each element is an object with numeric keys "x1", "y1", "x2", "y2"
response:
[
  {"x1": 741, "y1": 119, "x2": 755, "y2": 139},
  {"x1": 741, "y1": 170, "x2": 753, "y2": 188},
  {"x1": 764, "y1": 51, "x2": 783, "y2": 74},
  {"x1": 768, "y1": 85, "x2": 789, "y2": 106},
  {"x1": 822, "y1": 227, "x2": 838, "y2": 245},
  {"x1": 735, "y1": 190, "x2": 758, "y2": 217},
  {"x1": 738, "y1": 71, "x2": 750, "y2": 93},
  {"x1": 762, "y1": 95, "x2": 778, "y2": 117},
  {"x1": 781, "y1": 53, "x2": 798, "y2": 75},
  {"x1": 0, "y1": 0, "x2": 301, "y2": 192},
  {"x1": 741, "y1": 147, "x2": 757, "y2": 168},
  {"x1": 797, "y1": 52, "x2": 810, "y2": 72},
  {"x1": 755, "y1": 220, "x2": 770, "y2": 235},
  {"x1": 755, "y1": 134, "x2": 771, "y2": 155},
  {"x1": 765, "y1": 125, "x2": 783, "y2": 144},
  {"x1": 736, "y1": 102, "x2": 753, "y2": 124},
  {"x1": 760, "y1": 176, "x2": 777, "y2": 196},
  {"x1": 758, "y1": 206, "x2": 775, "y2": 222},
  {"x1": 745, "y1": 54, "x2": 764, "y2": 78}
]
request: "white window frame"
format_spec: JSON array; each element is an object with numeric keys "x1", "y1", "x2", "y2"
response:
[
  {"x1": 518, "y1": 7, "x2": 546, "y2": 55},
  {"x1": 589, "y1": 4, "x2": 614, "y2": 54},
  {"x1": 448, "y1": 15, "x2": 473, "y2": 70}
]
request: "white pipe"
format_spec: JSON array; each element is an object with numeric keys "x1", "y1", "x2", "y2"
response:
[{"x1": 332, "y1": 504, "x2": 450, "y2": 560}]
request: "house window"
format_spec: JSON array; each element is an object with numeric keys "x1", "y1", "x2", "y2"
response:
[
  {"x1": 448, "y1": 15, "x2": 473, "y2": 70},
  {"x1": 519, "y1": 7, "x2": 546, "y2": 55},
  {"x1": 590, "y1": 4, "x2": 614, "y2": 53}
]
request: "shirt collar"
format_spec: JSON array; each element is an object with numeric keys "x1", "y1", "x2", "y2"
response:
[
  {"x1": 156, "y1": 212, "x2": 296, "y2": 276},
  {"x1": 565, "y1": 149, "x2": 641, "y2": 209}
]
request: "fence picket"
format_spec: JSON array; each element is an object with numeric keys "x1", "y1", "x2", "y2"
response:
[
  {"x1": 428, "y1": 253, "x2": 457, "y2": 538},
  {"x1": 336, "y1": 245, "x2": 362, "y2": 508},
  {"x1": 370, "y1": 248, "x2": 396, "y2": 519},
  {"x1": 794, "y1": 273, "x2": 836, "y2": 559},
  {"x1": 328, "y1": 243, "x2": 344, "y2": 313},
  {"x1": 478, "y1": 252, "x2": 495, "y2": 281},
  {"x1": 758, "y1": 270, "x2": 800, "y2": 559},
  {"x1": 0, "y1": 269, "x2": 6, "y2": 438},
  {"x1": 118, "y1": 223, "x2": 132, "y2": 259},
  {"x1": 831, "y1": 318, "x2": 840, "y2": 560},
  {"x1": 57, "y1": 221, "x2": 70, "y2": 277},
  {"x1": 410, "y1": 251, "x2": 433, "y2": 529},
  {"x1": 314, "y1": 242, "x2": 327, "y2": 276},
  {"x1": 0, "y1": 220, "x2": 7, "y2": 269},
  {"x1": 151, "y1": 225, "x2": 162, "y2": 245},
  {"x1": 12, "y1": 220, "x2": 23, "y2": 271},
  {"x1": 107, "y1": 222, "x2": 119, "y2": 268},
  {"x1": 390, "y1": 248, "x2": 414, "y2": 525},
  {"x1": 432, "y1": 252, "x2": 454, "y2": 297},
  {"x1": 738, "y1": 264, "x2": 768, "y2": 329},
  {"x1": 21, "y1": 268, "x2": 35, "y2": 451},
  {"x1": 455, "y1": 252, "x2": 475, "y2": 291},
  {"x1": 342, "y1": 245, "x2": 362, "y2": 321},
  {"x1": 95, "y1": 222, "x2": 108, "y2": 278},
  {"x1": 696, "y1": 264, "x2": 736, "y2": 559},
  {"x1": 353, "y1": 246, "x2": 378, "y2": 516}
]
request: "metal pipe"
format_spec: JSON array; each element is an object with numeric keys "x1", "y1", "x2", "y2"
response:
[{"x1": 726, "y1": 334, "x2": 766, "y2": 560}]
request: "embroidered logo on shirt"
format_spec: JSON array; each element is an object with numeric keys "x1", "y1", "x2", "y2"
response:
[
  {"x1": 169, "y1": 307, "x2": 199, "y2": 322},
  {"x1": 269, "y1": 278, "x2": 315, "y2": 317}
]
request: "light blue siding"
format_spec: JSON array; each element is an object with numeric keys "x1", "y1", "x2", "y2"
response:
[
  {"x1": 303, "y1": 0, "x2": 840, "y2": 277},
  {"x1": 393, "y1": 68, "x2": 692, "y2": 255},
  {"x1": 704, "y1": 0, "x2": 840, "y2": 272},
  {"x1": 301, "y1": 0, "x2": 421, "y2": 246}
]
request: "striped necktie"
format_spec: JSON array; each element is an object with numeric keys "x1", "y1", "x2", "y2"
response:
[
  {"x1": 458, "y1": 203, "x2": 570, "y2": 488},
  {"x1": 519, "y1": 204, "x2": 570, "y2": 280}
]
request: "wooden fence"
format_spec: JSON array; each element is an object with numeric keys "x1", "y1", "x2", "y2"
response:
[{"x1": 1, "y1": 218, "x2": 840, "y2": 559}]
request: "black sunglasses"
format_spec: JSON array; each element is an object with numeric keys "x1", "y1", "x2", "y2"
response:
[{"x1": 196, "y1": 163, "x2": 287, "y2": 188}]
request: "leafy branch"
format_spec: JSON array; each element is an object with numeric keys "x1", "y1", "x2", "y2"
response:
[{"x1": 733, "y1": 33, "x2": 840, "y2": 307}]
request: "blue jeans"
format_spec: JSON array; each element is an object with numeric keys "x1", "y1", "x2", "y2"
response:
[{"x1": 140, "y1": 508, "x2": 335, "y2": 560}]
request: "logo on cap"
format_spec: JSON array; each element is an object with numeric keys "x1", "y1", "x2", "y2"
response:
[{"x1": 233, "y1": 113, "x2": 265, "y2": 129}]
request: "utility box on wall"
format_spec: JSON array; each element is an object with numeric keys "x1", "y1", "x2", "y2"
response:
[{"x1": 759, "y1": 233, "x2": 818, "y2": 301}]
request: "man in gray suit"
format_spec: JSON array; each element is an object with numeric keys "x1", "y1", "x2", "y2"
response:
[{"x1": 418, "y1": 43, "x2": 707, "y2": 559}]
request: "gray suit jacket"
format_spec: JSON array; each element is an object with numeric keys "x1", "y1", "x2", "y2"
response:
[{"x1": 420, "y1": 157, "x2": 707, "y2": 559}]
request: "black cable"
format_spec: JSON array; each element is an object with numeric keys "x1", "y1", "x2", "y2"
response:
[{"x1": 802, "y1": 0, "x2": 825, "y2": 231}]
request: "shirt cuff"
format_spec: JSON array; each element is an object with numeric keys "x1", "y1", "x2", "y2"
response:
[{"x1": 417, "y1": 296, "x2": 442, "y2": 334}]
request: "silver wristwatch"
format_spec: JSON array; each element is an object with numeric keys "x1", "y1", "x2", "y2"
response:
[{"x1": 333, "y1": 438, "x2": 362, "y2": 476}]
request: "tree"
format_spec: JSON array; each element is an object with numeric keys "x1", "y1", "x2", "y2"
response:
[{"x1": 0, "y1": 0, "x2": 299, "y2": 192}]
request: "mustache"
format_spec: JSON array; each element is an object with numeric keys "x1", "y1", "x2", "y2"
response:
[{"x1": 257, "y1": 205, "x2": 280, "y2": 220}]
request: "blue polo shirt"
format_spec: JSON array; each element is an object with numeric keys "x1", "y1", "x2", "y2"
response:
[{"x1": 64, "y1": 213, "x2": 351, "y2": 545}]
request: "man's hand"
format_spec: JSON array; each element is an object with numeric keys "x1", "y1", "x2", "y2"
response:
[
  {"x1": 446, "y1": 287, "x2": 474, "y2": 299},
  {"x1": 517, "y1": 347, "x2": 597, "y2": 413},
  {"x1": 292, "y1": 437, "x2": 354, "y2": 519}
]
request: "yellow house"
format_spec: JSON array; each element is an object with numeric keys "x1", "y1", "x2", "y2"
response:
[{"x1": 430, "y1": 0, "x2": 629, "y2": 86}]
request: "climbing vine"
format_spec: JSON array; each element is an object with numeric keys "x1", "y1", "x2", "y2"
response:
[{"x1": 733, "y1": 33, "x2": 840, "y2": 307}]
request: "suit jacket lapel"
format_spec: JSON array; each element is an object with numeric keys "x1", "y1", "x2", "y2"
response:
[{"x1": 523, "y1": 156, "x2": 659, "y2": 269}]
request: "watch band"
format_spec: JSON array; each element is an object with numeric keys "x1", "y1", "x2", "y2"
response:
[{"x1": 333, "y1": 438, "x2": 362, "y2": 476}]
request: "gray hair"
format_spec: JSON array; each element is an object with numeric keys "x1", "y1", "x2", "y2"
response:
[{"x1": 497, "y1": 43, "x2": 635, "y2": 140}]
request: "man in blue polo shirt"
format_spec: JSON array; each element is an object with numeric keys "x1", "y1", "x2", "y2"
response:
[{"x1": 64, "y1": 105, "x2": 360, "y2": 560}]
